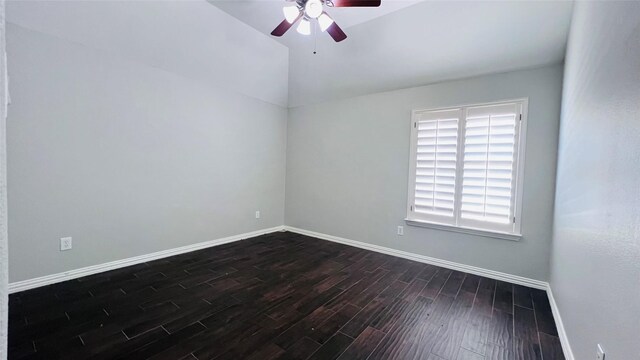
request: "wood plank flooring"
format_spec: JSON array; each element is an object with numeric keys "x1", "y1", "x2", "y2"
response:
[{"x1": 8, "y1": 231, "x2": 564, "y2": 360}]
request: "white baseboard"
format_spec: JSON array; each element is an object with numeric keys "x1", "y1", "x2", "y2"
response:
[
  {"x1": 545, "y1": 285, "x2": 575, "y2": 360},
  {"x1": 284, "y1": 226, "x2": 547, "y2": 290},
  {"x1": 8, "y1": 226, "x2": 285, "y2": 294}
]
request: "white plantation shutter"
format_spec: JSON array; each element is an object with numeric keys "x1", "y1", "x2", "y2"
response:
[
  {"x1": 459, "y1": 103, "x2": 521, "y2": 232},
  {"x1": 410, "y1": 108, "x2": 461, "y2": 224},
  {"x1": 408, "y1": 100, "x2": 525, "y2": 236}
]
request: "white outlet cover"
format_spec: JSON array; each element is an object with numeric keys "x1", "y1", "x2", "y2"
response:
[
  {"x1": 397, "y1": 226, "x2": 404, "y2": 236},
  {"x1": 60, "y1": 237, "x2": 72, "y2": 251},
  {"x1": 255, "y1": 211, "x2": 260, "y2": 219}
]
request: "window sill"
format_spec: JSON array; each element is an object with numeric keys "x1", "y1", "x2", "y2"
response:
[{"x1": 404, "y1": 219, "x2": 522, "y2": 241}]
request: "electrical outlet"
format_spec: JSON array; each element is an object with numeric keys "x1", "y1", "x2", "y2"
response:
[
  {"x1": 60, "y1": 237, "x2": 72, "y2": 251},
  {"x1": 597, "y1": 344, "x2": 605, "y2": 360},
  {"x1": 255, "y1": 210, "x2": 260, "y2": 219},
  {"x1": 397, "y1": 226, "x2": 404, "y2": 236}
]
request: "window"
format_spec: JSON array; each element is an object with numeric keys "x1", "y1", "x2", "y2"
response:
[{"x1": 406, "y1": 99, "x2": 527, "y2": 238}]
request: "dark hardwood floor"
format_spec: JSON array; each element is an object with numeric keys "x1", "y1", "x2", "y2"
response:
[{"x1": 8, "y1": 231, "x2": 564, "y2": 360}]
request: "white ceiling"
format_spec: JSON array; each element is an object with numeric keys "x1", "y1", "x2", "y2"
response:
[
  {"x1": 11, "y1": 0, "x2": 573, "y2": 108},
  {"x1": 209, "y1": 0, "x2": 421, "y2": 47},
  {"x1": 209, "y1": 0, "x2": 573, "y2": 107},
  {"x1": 7, "y1": 0, "x2": 290, "y2": 106}
]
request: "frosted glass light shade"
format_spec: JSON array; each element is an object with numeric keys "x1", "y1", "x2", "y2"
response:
[
  {"x1": 304, "y1": 0, "x2": 323, "y2": 19},
  {"x1": 297, "y1": 18, "x2": 311, "y2": 35},
  {"x1": 283, "y1": 6, "x2": 300, "y2": 23},
  {"x1": 318, "y1": 12, "x2": 334, "y2": 32}
]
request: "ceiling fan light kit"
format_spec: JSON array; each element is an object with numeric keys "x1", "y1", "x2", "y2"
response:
[{"x1": 270, "y1": 0, "x2": 381, "y2": 42}]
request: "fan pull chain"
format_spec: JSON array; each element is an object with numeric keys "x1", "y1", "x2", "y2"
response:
[{"x1": 313, "y1": 22, "x2": 318, "y2": 54}]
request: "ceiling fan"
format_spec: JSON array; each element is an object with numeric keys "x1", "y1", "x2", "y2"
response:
[{"x1": 271, "y1": 0, "x2": 381, "y2": 42}]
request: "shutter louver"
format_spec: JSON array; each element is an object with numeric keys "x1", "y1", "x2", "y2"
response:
[
  {"x1": 460, "y1": 103, "x2": 519, "y2": 226},
  {"x1": 413, "y1": 109, "x2": 460, "y2": 219}
]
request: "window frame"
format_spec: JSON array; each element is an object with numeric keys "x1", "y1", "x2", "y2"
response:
[{"x1": 405, "y1": 98, "x2": 528, "y2": 241}]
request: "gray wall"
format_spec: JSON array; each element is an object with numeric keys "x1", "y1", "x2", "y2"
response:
[
  {"x1": 550, "y1": 2, "x2": 640, "y2": 359},
  {"x1": 286, "y1": 65, "x2": 563, "y2": 281},
  {"x1": 0, "y1": 0, "x2": 8, "y2": 356},
  {"x1": 6, "y1": 3, "x2": 288, "y2": 282}
]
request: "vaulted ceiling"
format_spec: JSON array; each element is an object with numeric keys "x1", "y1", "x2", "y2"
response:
[
  {"x1": 209, "y1": 0, "x2": 422, "y2": 47},
  {"x1": 7, "y1": 0, "x2": 573, "y2": 108},
  {"x1": 209, "y1": 0, "x2": 574, "y2": 107}
]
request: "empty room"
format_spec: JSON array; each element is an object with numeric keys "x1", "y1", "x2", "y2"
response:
[{"x1": 0, "y1": 0, "x2": 638, "y2": 359}]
